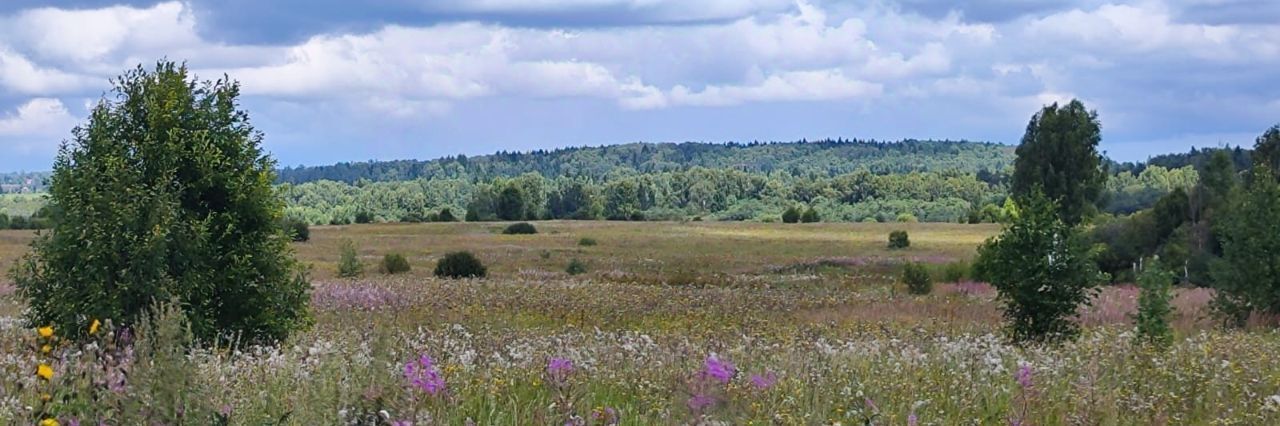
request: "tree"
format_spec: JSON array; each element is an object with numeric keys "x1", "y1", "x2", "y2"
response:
[
  {"x1": 337, "y1": 239, "x2": 364, "y2": 278},
  {"x1": 1255, "y1": 125, "x2": 1280, "y2": 177},
  {"x1": 497, "y1": 185, "x2": 526, "y2": 221},
  {"x1": 1011, "y1": 100, "x2": 1107, "y2": 225},
  {"x1": 10, "y1": 62, "x2": 310, "y2": 343},
  {"x1": 974, "y1": 191, "x2": 1104, "y2": 343},
  {"x1": 1134, "y1": 258, "x2": 1175, "y2": 347},
  {"x1": 800, "y1": 206, "x2": 820, "y2": 223},
  {"x1": 1210, "y1": 164, "x2": 1280, "y2": 326},
  {"x1": 437, "y1": 207, "x2": 457, "y2": 222},
  {"x1": 781, "y1": 206, "x2": 801, "y2": 223}
]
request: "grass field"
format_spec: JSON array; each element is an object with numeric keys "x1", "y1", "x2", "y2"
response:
[{"x1": 1, "y1": 221, "x2": 1276, "y2": 425}]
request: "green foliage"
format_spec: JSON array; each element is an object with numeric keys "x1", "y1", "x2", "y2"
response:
[
  {"x1": 781, "y1": 206, "x2": 801, "y2": 223},
  {"x1": 380, "y1": 253, "x2": 411, "y2": 274},
  {"x1": 283, "y1": 217, "x2": 310, "y2": 242},
  {"x1": 578, "y1": 237, "x2": 598, "y2": 246},
  {"x1": 1210, "y1": 164, "x2": 1280, "y2": 326},
  {"x1": 337, "y1": 239, "x2": 363, "y2": 278},
  {"x1": 942, "y1": 261, "x2": 969, "y2": 283},
  {"x1": 502, "y1": 222, "x2": 538, "y2": 235},
  {"x1": 800, "y1": 206, "x2": 820, "y2": 223},
  {"x1": 434, "y1": 251, "x2": 487, "y2": 279},
  {"x1": 354, "y1": 211, "x2": 373, "y2": 224},
  {"x1": 436, "y1": 207, "x2": 457, "y2": 222},
  {"x1": 1012, "y1": 99, "x2": 1107, "y2": 226},
  {"x1": 1134, "y1": 258, "x2": 1175, "y2": 347},
  {"x1": 888, "y1": 230, "x2": 911, "y2": 249},
  {"x1": 902, "y1": 261, "x2": 933, "y2": 295},
  {"x1": 1255, "y1": 125, "x2": 1280, "y2": 176},
  {"x1": 497, "y1": 185, "x2": 526, "y2": 221},
  {"x1": 566, "y1": 258, "x2": 587, "y2": 275},
  {"x1": 9, "y1": 62, "x2": 310, "y2": 344},
  {"x1": 896, "y1": 213, "x2": 918, "y2": 223},
  {"x1": 975, "y1": 191, "x2": 1104, "y2": 343}
]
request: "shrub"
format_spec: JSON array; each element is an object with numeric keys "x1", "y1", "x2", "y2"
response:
[
  {"x1": 503, "y1": 222, "x2": 538, "y2": 235},
  {"x1": 435, "y1": 251, "x2": 487, "y2": 279},
  {"x1": 566, "y1": 258, "x2": 588, "y2": 275},
  {"x1": 9, "y1": 62, "x2": 310, "y2": 343},
  {"x1": 942, "y1": 261, "x2": 969, "y2": 282},
  {"x1": 902, "y1": 262, "x2": 933, "y2": 295},
  {"x1": 975, "y1": 190, "x2": 1104, "y2": 343},
  {"x1": 888, "y1": 230, "x2": 911, "y2": 249},
  {"x1": 381, "y1": 253, "x2": 411, "y2": 274},
  {"x1": 1134, "y1": 258, "x2": 1175, "y2": 347},
  {"x1": 800, "y1": 207, "x2": 820, "y2": 223},
  {"x1": 578, "y1": 237, "x2": 598, "y2": 246},
  {"x1": 896, "y1": 213, "x2": 919, "y2": 223},
  {"x1": 338, "y1": 239, "x2": 363, "y2": 278},
  {"x1": 354, "y1": 211, "x2": 373, "y2": 224},
  {"x1": 781, "y1": 206, "x2": 801, "y2": 223},
  {"x1": 1210, "y1": 164, "x2": 1280, "y2": 326},
  {"x1": 437, "y1": 207, "x2": 457, "y2": 222},
  {"x1": 284, "y1": 218, "x2": 310, "y2": 242}
]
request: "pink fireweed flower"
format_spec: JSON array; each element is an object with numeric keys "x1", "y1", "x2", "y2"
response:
[
  {"x1": 749, "y1": 371, "x2": 778, "y2": 390},
  {"x1": 702, "y1": 355, "x2": 735, "y2": 384},
  {"x1": 404, "y1": 354, "x2": 446, "y2": 396},
  {"x1": 546, "y1": 357, "x2": 574, "y2": 383},
  {"x1": 1015, "y1": 363, "x2": 1034, "y2": 389}
]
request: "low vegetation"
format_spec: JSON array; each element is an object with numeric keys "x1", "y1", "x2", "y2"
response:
[
  {"x1": 502, "y1": 222, "x2": 538, "y2": 235},
  {"x1": 433, "y1": 251, "x2": 487, "y2": 279}
]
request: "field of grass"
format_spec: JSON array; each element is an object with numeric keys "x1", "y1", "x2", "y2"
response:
[
  {"x1": 0, "y1": 193, "x2": 46, "y2": 218},
  {"x1": 1, "y1": 221, "x2": 1277, "y2": 424}
]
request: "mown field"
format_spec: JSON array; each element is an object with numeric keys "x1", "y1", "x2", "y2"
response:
[{"x1": 0, "y1": 221, "x2": 1276, "y2": 425}]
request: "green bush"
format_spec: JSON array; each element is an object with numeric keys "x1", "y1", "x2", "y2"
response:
[
  {"x1": 566, "y1": 258, "x2": 588, "y2": 275},
  {"x1": 781, "y1": 206, "x2": 801, "y2": 223},
  {"x1": 503, "y1": 222, "x2": 538, "y2": 235},
  {"x1": 1134, "y1": 258, "x2": 1175, "y2": 347},
  {"x1": 942, "y1": 261, "x2": 969, "y2": 282},
  {"x1": 381, "y1": 253, "x2": 411, "y2": 274},
  {"x1": 902, "y1": 261, "x2": 933, "y2": 295},
  {"x1": 437, "y1": 207, "x2": 457, "y2": 222},
  {"x1": 354, "y1": 211, "x2": 373, "y2": 224},
  {"x1": 10, "y1": 62, "x2": 310, "y2": 343},
  {"x1": 975, "y1": 191, "x2": 1104, "y2": 343},
  {"x1": 896, "y1": 213, "x2": 919, "y2": 223},
  {"x1": 284, "y1": 218, "x2": 310, "y2": 242},
  {"x1": 800, "y1": 206, "x2": 820, "y2": 223},
  {"x1": 578, "y1": 237, "x2": 598, "y2": 246},
  {"x1": 888, "y1": 230, "x2": 911, "y2": 249},
  {"x1": 435, "y1": 251, "x2": 487, "y2": 279},
  {"x1": 338, "y1": 240, "x2": 363, "y2": 278}
]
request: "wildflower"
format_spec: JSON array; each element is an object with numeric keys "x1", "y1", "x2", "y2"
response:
[
  {"x1": 703, "y1": 355, "x2": 735, "y2": 384},
  {"x1": 750, "y1": 371, "x2": 778, "y2": 390},
  {"x1": 37, "y1": 363, "x2": 54, "y2": 381},
  {"x1": 1015, "y1": 363, "x2": 1034, "y2": 389},
  {"x1": 392, "y1": 421, "x2": 413, "y2": 426},
  {"x1": 404, "y1": 354, "x2": 446, "y2": 396},
  {"x1": 41, "y1": 344, "x2": 51, "y2": 354},
  {"x1": 39, "y1": 418, "x2": 58, "y2": 426},
  {"x1": 38, "y1": 326, "x2": 54, "y2": 338},
  {"x1": 546, "y1": 357, "x2": 574, "y2": 384},
  {"x1": 89, "y1": 319, "x2": 101, "y2": 335},
  {"x1": 40, "y1": 393, "x2": 51, "y2": 402},
  {"x1": 908, "y1": 412, "x2": 918, "y2": 426},
  {"x1": 687, "y1": 394, "x2": 715, "y2": 411}
]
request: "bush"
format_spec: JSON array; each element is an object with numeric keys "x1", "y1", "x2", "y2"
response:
[
  {"x1": 800, "y1": 206, "x2": 820, "y2": 223},
  {"x1": 975, "y1": 191, "x2": 1104, "y2": 343},
  {"x1": 888, "y1": 230, "x2": 911, "y2": 249},
  {"x1": 1134, "y1": 258, "x2": 1175, "y2": 347},
  {"x1": 338, "y1": 240, "x2": 363, "y2": 278},
  {"x1": 283, "y1": 218, "x2": 310, "y2": 242},
  {"x1": 503, "y1": 222, "x2": 538, "y2": 235},
  {"x1": 942, "y1": 261, "x2": 969, "y2": 282},
  {"x1": 578, "y1": 237, "x2": 598, "y2": 246},
  {"x1": 381, "y1": 253, "x2": 411, "y2": 274},
  {"x1": 896, "y1": 213, "x2": 919, "y2": 223},
  {"x1": 566, "y1": 258, "x2": 588, "y2": 275},
  {"x1": 781, "y1": 206, "x2": 801, "y2": 223},
  {"x1": 9, "y1": 62, "x2": 310, "y2": 343},
  {"x1": 437, "y1": 207, "x2": 457, "y2": 222},
  {"x1": 902, "y1": 261, "x2": 933, "y2": 295},
  {"x1": 354, "y1": 211, "x2": 373, "y2": 224},
  {"x1": 435, "y1": 251, "x2": 487, "y2": 279}
]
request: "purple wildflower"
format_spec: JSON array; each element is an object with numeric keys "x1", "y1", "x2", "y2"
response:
[
  {"x1": 908, "y1": 412, "x2": 918, "y2": 426},
  {"x1": 392, "y1": 421, "x2": 413, "y2": 426},
  {"x1": 1015, "y1": 363, "x2": 1034, "y2": 389},
  {"x1": 404, "y1": 354, "x2": 446, "y2": 396},
  {"x1": 702, "y1": 355, "x2": 735, "y2": 384},
  {"x1": 749, "y1": 371, "x2": 778, "y2": 390},
  {"x1": 686, "y1": 394, "x2": 715, "y2": 411},
  {"x1": 546, "y1": 357, "x2": 574, "y2": 383}
]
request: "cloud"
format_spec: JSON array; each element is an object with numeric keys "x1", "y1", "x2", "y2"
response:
[
  {"x1": 0, "y1": 98, "x2": 77, "y2": 155},
  {"x1": 664, "y1": 69, "x2": 882, "y2": 107},
  {"x1": 0, "y1": 48, "x2": 97, "y2": 94},
  {"x1": 3, "y1": 2, "x2": 200, "y2": 65}
]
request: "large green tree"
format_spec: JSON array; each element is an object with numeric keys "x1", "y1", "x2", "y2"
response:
[
  {"x1": 1011, "y1": 100, "x2": 1107, "y2": 225},
  {"x1": 1210, "y1": 135, "x2": 1280, "y2": 326},
  {"x1": 11, "y1": 62, "x2": 310, "y2": 343}
]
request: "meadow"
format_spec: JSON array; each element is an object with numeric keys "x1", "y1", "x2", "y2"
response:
[{"x1": 0, "y1": 221, "x2": 1275, "y2": 425}]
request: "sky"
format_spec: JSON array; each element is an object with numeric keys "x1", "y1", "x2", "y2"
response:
[{"x1": 1, "y1": 0, "x2": 1278, "y2": 171}]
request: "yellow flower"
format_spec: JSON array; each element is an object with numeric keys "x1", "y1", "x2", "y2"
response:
[
  {"x1": 89, "y1": 319, "x2": 101, "y2": 335},
  {"x1": 39, "y1": 418, "x2": 59, "y2": 426},
  {"x1": 41, "y1": 344, "x2": 51, "y2": 354},
  {"x1": 38, "y1": 326, "x2": 54, "y2": 338},
  {"x1": 40, "y1": 393, "x2": 51, "y2": 402},
  {"x1": 36, "y1": 363, "x2": 53, "y2": 381}
]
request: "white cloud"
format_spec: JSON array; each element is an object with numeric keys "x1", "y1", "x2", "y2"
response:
[
  {"x1": 0, "y1": 98, "x2": 77, "y2": 155},
  {"x1": 1024, "y1": 3, "x2": 1270, "y2": 60},
  {"x1": 3, "y1": 2, "x2": 200, "y2": 65},
  {"x1": 0, "y1": 48, "x2": 97, "y2": 94},
  {"x1": 665, "y1": 69, "x2": 882, "y2": 107}
]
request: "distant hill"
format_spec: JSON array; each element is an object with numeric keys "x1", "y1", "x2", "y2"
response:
[{"x1": 276, "y1": 139, "x2": 1017, "y2": 184}]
